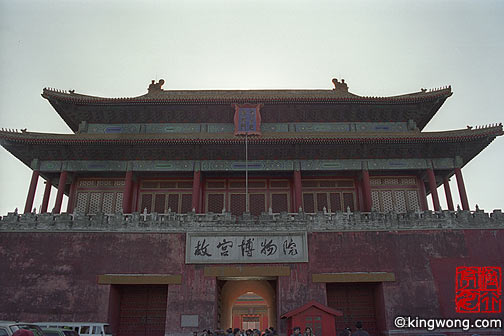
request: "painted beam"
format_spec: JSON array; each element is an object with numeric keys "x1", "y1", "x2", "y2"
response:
[
  {"x1": 38, "y1": 158, "x2": 459, "y2": 172},
  {"x1": 85, "y1": 122, "x2": 410, "y2": 134}
]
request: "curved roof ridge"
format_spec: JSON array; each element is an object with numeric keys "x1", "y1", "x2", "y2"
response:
[
  {"x1": 1, "y1": 124, "x2": 501, "y2": 142},
  {"x1": 41, "y1": 83, "x2": 452, "y2": 104}
]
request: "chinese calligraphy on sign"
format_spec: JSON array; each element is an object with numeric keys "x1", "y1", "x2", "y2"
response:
[
  {"x1": 233, "y1": 104, "x2": 262, "y2": 136},
  {"x1": 186, "y1": 232, "x2": 308, "y2": 264}
]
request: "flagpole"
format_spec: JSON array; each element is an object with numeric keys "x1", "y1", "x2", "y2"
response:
[{"x1": 245, "y1": 132, "x2": 249, "y2": 213}]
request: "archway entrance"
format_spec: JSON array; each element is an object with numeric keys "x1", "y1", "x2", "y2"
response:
[
  {"x1": 218, "y1": 278, "x2": 277, "y2": 331},
  {"x1": 233, "y1": 292, "x2": 268, "y2": 330}
]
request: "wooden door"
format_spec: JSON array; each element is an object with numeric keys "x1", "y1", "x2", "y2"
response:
[{"x1": 118, "y1": 285, "x2": 167, "y2": 336}]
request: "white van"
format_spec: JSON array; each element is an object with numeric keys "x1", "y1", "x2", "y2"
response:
[{"x1": 34, "y1": 323, "x2": 111, "y2": 336}]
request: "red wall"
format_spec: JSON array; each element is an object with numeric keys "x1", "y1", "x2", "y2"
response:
[{"x1": 0, "y1": 229, "x2": 503, "y2": 334}]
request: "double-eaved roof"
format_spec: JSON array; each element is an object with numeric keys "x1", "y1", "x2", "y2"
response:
[{"x1": 0, "y1": 79, "x2": 501, "y2": 176}]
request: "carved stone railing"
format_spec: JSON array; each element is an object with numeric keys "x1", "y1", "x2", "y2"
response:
[{"x1": 0, "y1": 209, "x2": 503, "y2": 232}]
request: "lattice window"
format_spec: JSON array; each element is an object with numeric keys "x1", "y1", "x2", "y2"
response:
[
  {"x1": 271, "y1": 193, "x2": 288, "y2": 213},
  {"x1": 302, "y1": 178, "x2": 356, "y2": 212},
  {"x1": 249, "y1": 181, "x2": 266, "y2": 188},
  {"x1": 74, "y1": 178, "x2": 125, "y2": 214},
  {"x1": 370, "y1": 176, "x2": 420, "y2": 212},
  {"x1": 303, "y1": 193, "x2": 315, "y2": 213},
  {"x1": 178, "y1": 181, "x2": 193, "y2": 189},
  {"x1": 406, "y1": 190, "x2": 420, "y2": 210},
  {"x1": 115, "y1": 192, "x2": 123, "y2": 213},
  {"x1": 393, "y1": 190, "x2": 406, "y2": 213},
  {"x1": 316, "y1": 193, "x2": 328, "y2": 211},
  {"x1": 343, "y1": 193, "x2": 355, "y2": 211},
  {"x1": 383, "y1": 178, "x2": 399, "y2": 185},
  {"x1": 401, "y1": 178, "x2": 416, "y2": 185},
  {"x1": 97, "y1": 180, "x2": 114, "y2": 186},
  {"x1": 181, "y1": 194, "x2": 193, "y2": 213},
  {"x1": 79, "y1": 180, "x2": 96, "y2": 187},
  {"x1": 75, "y1": 193, "x2": 88, "y2": 213},
  {"x1": 382, "y1": 191, "x2": 394, "y2": 212},
  {"x1": 154, "y1": 194, "x2": 166, "y2": 213},
  {"x1": 102, "y1": 192, "x2": 114, "y2": 213},
  {"x1": 319, "y1": 181, "x2": 337, "y2": 187},
  {"x1": 160, "y1": 181, "x2": 176, "y2": 188},
  {"x1": 330, "y1": 193, "x2": 342, "y2": 211},
  {"x1": 371, "y1": 191, "x2": 380, "y2": 211},
  {"x1": 207, "y1": 193, "x2": 225, "y2": 213},
  {"x1": 270, "y1": 180, "x2": 289, "y2": 188},
  {"x1": 304, "y1": 191, "x2": 355, "y2": 212},
  {"x1": 302, "y1": 181, "x2": 318, "y2": 188},
  {"x1": 372, "y1": 189, "x2": 419, "y2": 213},
  {"x1": 338, "y1": 181, "x2": 354, "y2": 187},
  {"x1": 140, "y1": 194, "x2": 153, "y2": 213},
  {"x1": 89, "y1": 192, "x2": 102, "y2": 214},
  {"x1": 230, "y1": 193, "x2": 246, "y2": 215},
  {"x1": 142, "y1": 181, "x2": 158, "y2": 188},
  {"x1": 370, "y1": 179, "x2": 382, "y2": 186},
  {"x1": 250, "y1": 194, "x2": 266, "y2": 216},
  {"x1": 205, "y1": 178, "x2": 290, "y2": 213},
  {"x1": 167, "y1": 194, "x2": 179, "y2": 212},
  {"x1": 229, "y1": 181, "x2": 246, "y2": 189},
  {"x1": 207, "y1": 181, "x2": 225, "y2": 188}
]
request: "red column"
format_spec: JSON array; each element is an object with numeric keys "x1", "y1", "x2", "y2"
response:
[
  {"x1": 40, "y1": 180, "x2": 52, "y2": 213},
  {"x1": 362, "y1": 169, "x2": 372, "y2": 212},
  {"x1": 53, "y1": 171, "x2": 67, "y2": 213},
  {"x1": 122, "y1": 171, "x2": 133, "y2": 213},
  {"x1": 24, "y1": 170, "x2": 39, "y2": 214},
  {"x1": 443, "y1": 177, "x2": 454, "y2": 211},
  {"x1": 66, "y1": 179, "x2": 77, "y2": 213},
  {"x1": 191, "y1": 170, "x2": 201, "y2": 212},
  {"x1": 293, "y1": 170, "x2": 302, "y2": 211},
  {"x1": 427, "y1": 168, "x2": 441, "y2": 211},
  {"x1": 455, "y1": 168, "x2": 470, "y2": 210},
  {"x1": 418, "y1": 177, "x2": 429, "y2": 211}
]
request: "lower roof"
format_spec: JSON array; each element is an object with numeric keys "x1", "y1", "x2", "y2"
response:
[{"x1": 0, "y1": 125, "x2": 501, "y2": 172}]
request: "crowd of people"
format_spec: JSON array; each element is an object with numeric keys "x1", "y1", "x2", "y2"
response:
[
  {"x1": 193, "y1": 327, "x2": 279, "y2": 336},
  {"x1": 194, "y1": 321, "x2": 370, "y2": 336}
]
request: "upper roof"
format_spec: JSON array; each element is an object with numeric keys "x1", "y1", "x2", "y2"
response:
[{"x1": 41, "y1": 79, "x2": 453, "y2": 132}]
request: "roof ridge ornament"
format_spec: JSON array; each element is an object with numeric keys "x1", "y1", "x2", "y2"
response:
[
  {"x1": 332, "y1": 78, "x2": 348, "y2": 92},
  {"x1": 148, "y1": 79, "x2": 165, "y2": 93}
]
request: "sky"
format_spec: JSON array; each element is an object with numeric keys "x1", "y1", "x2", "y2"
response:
[{"x1": 0, "y1": 0, "x2": 503, "y2": 215}]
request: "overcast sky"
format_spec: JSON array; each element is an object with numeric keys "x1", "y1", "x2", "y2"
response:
[{"x1": 0, "y1": 0, "x2": 503, "y2": 215}]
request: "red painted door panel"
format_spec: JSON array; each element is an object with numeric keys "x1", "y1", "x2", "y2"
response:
[
  {"x1": 327, "y1": 283, "x2": 378, "y2": 336},
  {"x1": 118, "y1": 285, "x2": 168, "y2": 336}
]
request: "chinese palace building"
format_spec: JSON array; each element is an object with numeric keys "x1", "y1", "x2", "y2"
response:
[{"x1": 0, "y1": 78, "x2": 503, "y2": 336}]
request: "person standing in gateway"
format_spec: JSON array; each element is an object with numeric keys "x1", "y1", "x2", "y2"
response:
[{"x1": 351, "y1": 321, "x2": 370, "y2": 336}]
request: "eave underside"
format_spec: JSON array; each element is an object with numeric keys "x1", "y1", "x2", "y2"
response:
[
  {"x1": 1, "y1": 135, "x2": 498, "y2": 172},
  {"x1": 48, "y1": 96, "x2": 449, "y2": 132}
]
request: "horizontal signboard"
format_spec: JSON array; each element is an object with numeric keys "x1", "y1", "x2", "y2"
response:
[{"x1": 186, "y1": 232, "x2": 308, "y2": 264}]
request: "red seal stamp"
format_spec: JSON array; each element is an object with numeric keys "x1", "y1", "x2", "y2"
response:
[{"x1": 455, "y1": 266, "x2": 502, "y2": 313}]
